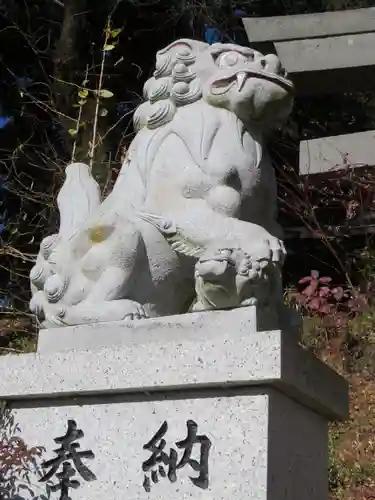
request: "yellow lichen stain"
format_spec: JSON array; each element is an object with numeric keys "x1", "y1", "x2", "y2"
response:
[{"x1": 89, "y1": 226, "x2": 108, "y2": 243}]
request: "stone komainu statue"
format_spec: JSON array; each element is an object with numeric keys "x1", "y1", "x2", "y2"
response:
[{"x1": 29, "y1": 38, "x2": 294, "y2": 328}]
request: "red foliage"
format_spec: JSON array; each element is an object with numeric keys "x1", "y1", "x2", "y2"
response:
[
  {"x1": 292, "y1": 270, "x2": 347, "y2": 316},
  {"x1": 0, "y1": 407, "x2": 45, "y2": 497},
  {"x1": 0, "y1": 435, "x2": 44, "y2": 477}
]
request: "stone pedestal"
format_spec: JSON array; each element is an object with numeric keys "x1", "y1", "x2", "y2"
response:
[{"x1": 0, "y1": 309, "x2": 348, "y2": 500}]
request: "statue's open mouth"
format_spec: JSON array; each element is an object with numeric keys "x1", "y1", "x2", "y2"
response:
[{"x1": 211, "y1": 70, "x2": 294, "y2": 95}]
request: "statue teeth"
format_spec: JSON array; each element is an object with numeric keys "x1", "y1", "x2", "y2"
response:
[{"x1": 236, "y1": 72, "x2": 248, "y2": 91}]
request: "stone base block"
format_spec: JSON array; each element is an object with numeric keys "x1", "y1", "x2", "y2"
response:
[
  {"x1": 36, "y1": 306, "x2": 301, "y2": 354},
  {"x1": 9, "y1": 388, "x2": 327, "y2": 500},
  {"x1": 0, "y1": 311, "x2": 347, "y2": 500}
]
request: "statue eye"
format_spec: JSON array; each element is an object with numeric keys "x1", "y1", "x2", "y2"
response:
[{"x1": 217, "y1": 51, "x2": 240, "y2": 68}]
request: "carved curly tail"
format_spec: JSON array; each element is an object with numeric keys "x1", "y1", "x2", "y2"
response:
[
  {"x1": 30, "y1": 163, "x2": 101, "y2": 301},
  {"x1": 57, "y1": 163, "x2": 101, "y2": 239}
]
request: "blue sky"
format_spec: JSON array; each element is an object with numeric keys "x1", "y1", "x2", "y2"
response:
[{"x1": 0, "y1": 116, "x2": 10, "y2": 128}]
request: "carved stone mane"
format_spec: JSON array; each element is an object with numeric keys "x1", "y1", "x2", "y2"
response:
[{"x1": 30, "y1": 38, "x2": 295, "y2": 328}]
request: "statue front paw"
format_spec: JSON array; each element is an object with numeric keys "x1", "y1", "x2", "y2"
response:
[
  {"x1": 239, "y1": 230, "x2": 285, "y2": 266},
  {"x1": 193, "y1": 247, "x2": 271, "y2": 312},
  {"x1": 236, "y1": 253, "x2": 269, "y2": 280}
]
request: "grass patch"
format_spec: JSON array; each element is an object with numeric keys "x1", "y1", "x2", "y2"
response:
[
  {"x1": 298, "y1": 307, "x2": 375, "y2": 500},
  {"x1": 0, "y1": 317, "x2": 37, "y2": 355}
]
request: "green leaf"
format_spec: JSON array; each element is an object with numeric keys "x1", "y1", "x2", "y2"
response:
[
  {"x1": 99, "y1": 108, "x2": 108, "y2": 117},
  {"x1": 72, "y1": 103, "x2": 80, "y2": 108},
  {"x1": 103, "y1": 44, "x2": 115, "y2": 52},
  {"x1": 68, "y1": 128, "x2": 78, "y2": 136},
  {"x1": 78, "y1": 99, "x2": 87, "y2": 106},
  {"x1": 111, "y1": 28, "x2": 122, "y2": 38},
  {"x1": 98, "y1": 89, "x2": 114, "y2": 98},
  {"x1": 78, "y1": 89, "x2": 89, "y2": 98}
]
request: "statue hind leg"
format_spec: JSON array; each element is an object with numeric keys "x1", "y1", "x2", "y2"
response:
[
  {"x1": 33, "y1": 212, "x2": 150, "y2": 327},
  {"x1": 41, "y1": 299, "x2": 148, "y2": 328}
]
